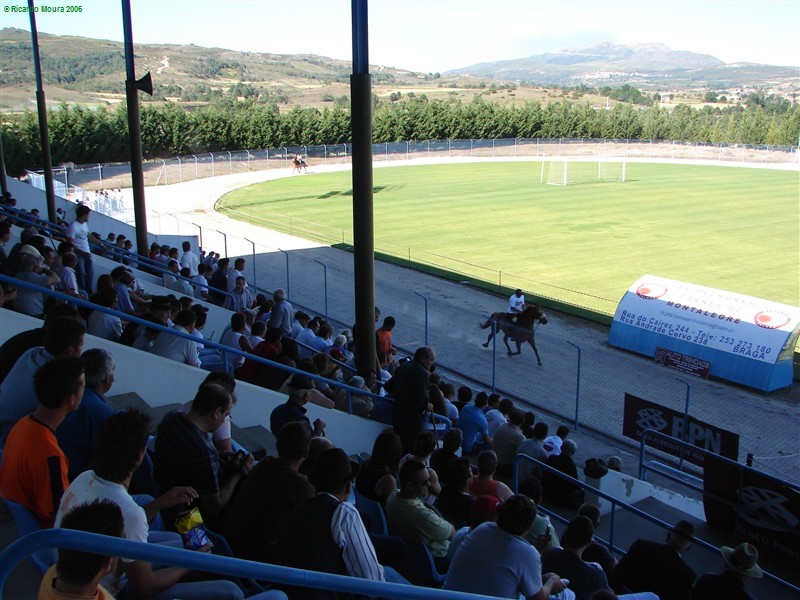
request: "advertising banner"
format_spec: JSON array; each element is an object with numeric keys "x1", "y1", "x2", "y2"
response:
[
  {"x1": 703, "y1": 453, "x2": 800, "y2": 567},
  {"x1": 609, "y1": 275, "x2": 800, "y2": 391},
  {"x1": 622, "y1": 393, "x2": 739, "y2": 467}
]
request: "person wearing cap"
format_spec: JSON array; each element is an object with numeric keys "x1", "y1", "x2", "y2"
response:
[
  {"x1": 692, "y1": 542, "x2": 762, "y2": 600},
  {"x1": 446, "y1": 494, "x2": 502, "y2": 561},
  {"x1": 114, "y1": 269, "x2": 147, "y2": 315},
  {"x1": 280, "y1": 448, "x2": 402, "y2": 595},
  {"x1": 544, "y1": 439, "x2": 585, "y2": 509},
  {"x1": 13, "y1": 252, "x2": 60, "y2": 317},
  {"x1": 269, "y1": 374, "x2": 326, "y2": 437},
  {"x1": 508, "y1": 289, "x2": 526, "y2": 315},
  {"x1": 267, "y1": 288, "x2": 294, "y2": 337},
  {"x1": 610, "y1": 520, "x2": 697, "y2": 600},
  {"x1": 443, "y1": 494, "x2": 569, "y2": 599}
]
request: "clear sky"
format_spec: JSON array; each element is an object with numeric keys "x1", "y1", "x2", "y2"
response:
[{"x1": 2, "y1": 0, "x2": 798, "y2": 71}]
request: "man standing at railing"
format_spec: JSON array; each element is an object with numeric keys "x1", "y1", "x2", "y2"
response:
[
  {"x1": 388, "y1": 346, "x2": 436, "y2": 453},
  {"x1": 66, "y1": 204, "x2": 101, "y2": 294}
]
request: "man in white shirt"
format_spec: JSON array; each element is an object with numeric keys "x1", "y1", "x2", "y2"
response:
[
  {"x1": 56, "y1": 409, "x2": 243, "y2": 599},
  {"x1": 151, "y1": 310, "x2": 200, "y2": 367},
  {"x1": 66, "y1": 205, "x2": 100, "y2": 294},
  {"x1": 192, "y1": 263, "x2": 211, "y2": 300},
  {"x1": 179, "y1": 241, "x2": 200, "y2": 277},
  {"x1": 227, "y1": 257, "x2": 247, "y2": 292},
  {"x1": 508, "y1": 288, "x2": 526, "y2": 314}
]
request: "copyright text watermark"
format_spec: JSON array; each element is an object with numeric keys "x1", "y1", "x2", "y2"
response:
[{"x1": 4, "y1": 4, "x2": 83, "y2": 13}]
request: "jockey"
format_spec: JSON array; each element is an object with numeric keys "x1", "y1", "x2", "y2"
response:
[{"x1": 508, "y1": 289, "x2": 525, "y2": 322}]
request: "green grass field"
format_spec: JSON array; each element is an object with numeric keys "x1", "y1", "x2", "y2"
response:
[{"x1": 217, "y1": 162, "x2": 799, "y2": 315}]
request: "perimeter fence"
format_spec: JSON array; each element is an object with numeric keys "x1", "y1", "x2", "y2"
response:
[
  {"x1": 43, "y1": 137, "x2": 798, "y2": 192},
  {"x1": 161, "y1": 218, "x2": 799, "y2": 487},
  {"x1": 24, "y1": 137, "x2": 799, "y2": 484}
]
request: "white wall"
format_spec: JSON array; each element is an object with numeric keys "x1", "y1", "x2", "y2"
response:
[{"x1": 0, "y1": 309, "x2": 385, "y2": 456}]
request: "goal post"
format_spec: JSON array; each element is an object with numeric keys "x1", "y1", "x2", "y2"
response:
[{"x1": 539, "y1": 158, "x2": 626, "y2": 186}]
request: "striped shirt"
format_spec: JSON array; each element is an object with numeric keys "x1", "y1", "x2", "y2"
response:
[{"x1": 326, "y1": 493, "x2": 385, "y2": 581}]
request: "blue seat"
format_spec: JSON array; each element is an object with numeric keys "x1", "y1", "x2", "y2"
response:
[
  {"x1": 354, "y1": 489, "x2": 388, "y2": 536},
  {"x1": 404, "y1": 540, "x2": 447, "y2": 587},
  {"x1": 2, "y1": 497, "x2": 58, "y2": 574}
]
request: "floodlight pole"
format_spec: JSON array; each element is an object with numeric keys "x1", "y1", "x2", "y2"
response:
[
  {"x1": 27, "y1": 0, "x2": 57, "y2": 224},
  {"x1": 351, "y1": 0, "x2": 376, "y2": 371},
  {"x1": 0, "y1": 132, "x2": 9, "y2": 198},
  {"x1": 121, "y1": 0, "x2": 150, "y2": 263}
]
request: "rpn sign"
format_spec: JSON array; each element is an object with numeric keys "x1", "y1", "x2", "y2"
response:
[
  {"x1": 623, "y1": 393, "x2": 739, "y2": 467},
  {"x1": 609, "y1": 275, "x2": 800, "y2": 391}
]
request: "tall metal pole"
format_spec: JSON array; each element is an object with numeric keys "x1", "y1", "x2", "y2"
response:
[
  {"x1": 0, "y1": 132, "x2": 9, "y2": 198},
  {"x1": 121, "y1": 0, "x2": 150, "y2": 262},
  {"x1": 351, "y1": 0, "x2": 376, "y2": 372},
  {"x1": 27, "y1": 0, "x2": 57, "y2": 223}
]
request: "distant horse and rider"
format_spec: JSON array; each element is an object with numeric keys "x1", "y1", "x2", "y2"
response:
[
  {"x1": 292, "y1": 154, "x2": 308, "y2": 174},
  {"x1": 479, "y1": 304, "x2": 548, "y2": 365}
]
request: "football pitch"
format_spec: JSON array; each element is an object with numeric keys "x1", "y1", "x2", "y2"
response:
[{"x1": 217, "y1": 161, "x2": 799, "y2": 315}]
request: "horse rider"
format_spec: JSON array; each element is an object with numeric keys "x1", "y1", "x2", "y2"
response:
[{"x1": 508, "y1": 289, "x2": 526, "y2": 322}]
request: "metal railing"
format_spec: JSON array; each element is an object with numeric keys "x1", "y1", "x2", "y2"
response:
[
  {"x1": 0, "y1": 274, "x2": 385, "y2": 422},
  {"x1": 0, "y1": 529, "x2": 499, "y2": 600},
  {"x1": 639, "y1": 429, "x2": 800, "y2": 534},
  {"x1": 31, "y1": 138, "x2": 799, "y2": 194}
]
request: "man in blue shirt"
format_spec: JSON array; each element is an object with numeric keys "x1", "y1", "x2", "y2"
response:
[
  {"x1": 0, "y1": 318, "x2": 85, "y2": 448},
  {"x1": 457, "y1": 392, "x2": 492, "y2": 455},
  {"x1": 269, "y1": 375, "x2": 326, "y2": 438}
]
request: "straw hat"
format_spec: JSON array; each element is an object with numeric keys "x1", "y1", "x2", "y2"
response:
[{"x1": 721, "y1": 543, "x2": 763, "y2": 578}]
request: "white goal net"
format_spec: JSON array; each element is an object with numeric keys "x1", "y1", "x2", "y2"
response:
[{"x1": 540, "y1": 159, "x2": 627, "y2": 186}]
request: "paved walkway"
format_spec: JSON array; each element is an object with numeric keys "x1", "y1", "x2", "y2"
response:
[{"x1": 130, "y1": 160, "x2": 799, "y2": 486}]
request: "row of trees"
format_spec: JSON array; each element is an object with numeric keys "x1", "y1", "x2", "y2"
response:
[{"x1": 3, "y1": 97, "x2": 798, "y2": 175}]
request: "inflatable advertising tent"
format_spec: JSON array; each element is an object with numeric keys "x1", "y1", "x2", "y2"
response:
[{"x1": 608, "y1": 275, "x2": 800, "y2": 392}]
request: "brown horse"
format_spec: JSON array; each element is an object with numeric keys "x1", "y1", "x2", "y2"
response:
[
  {"x1": 292, "y1": 155, "x2": 308, "y2": 174},
  {"x1": 479, "y1": 304, "x2": 547, "y2": 364}
]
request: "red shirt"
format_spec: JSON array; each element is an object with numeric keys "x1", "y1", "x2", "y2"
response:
[
  {"x1": 376, "y1": 328, "x2": 394, "y2": 365},
  {"x1": 237, "y1": 341, "x2": 280, "y2": 382},
  {"x1": 0, "y1": 415, "x2": 69, "y2": 528}
]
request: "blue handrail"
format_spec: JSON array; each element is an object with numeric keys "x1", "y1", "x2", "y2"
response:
[
  {"x1": 512, "y1": 453, "x2": 800, "y2": 595},
  {"x1": 0, "y1": 273, "x2": 392, "y2": 420},
  {"x1": 0, "y1": 529, "x2": 501, "y2": 600},
  {"x1": 0, "y1": 205, "x2": 236, "y2": 305}
]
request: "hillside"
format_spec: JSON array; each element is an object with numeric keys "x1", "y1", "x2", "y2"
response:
[
  {"x1": 1, "y1": 29, "x2": 797, "y2": 113},
  {"x1": 446, "y1": 42, "x2": 799, "y2": 95}
]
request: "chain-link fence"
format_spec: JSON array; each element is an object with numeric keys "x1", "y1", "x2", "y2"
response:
[
  {"x1": 40, "y1": 137, "x2": 797, "y2": 192},
  {"x1": 219, "y1": 232, "x2": 799, "y2": 486},
  {"x1": 25, "y1": 138, "x2": 798, "y2": 485}
]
